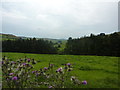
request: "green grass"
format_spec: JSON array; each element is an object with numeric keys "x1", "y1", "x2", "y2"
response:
[{"x1": 2, "y1": 52, "x2": 119, "y2": 88}]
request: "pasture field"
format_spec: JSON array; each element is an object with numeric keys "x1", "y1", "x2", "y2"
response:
[{"x1": 2, "y1": 52, "x2": 119, "y2": 88}]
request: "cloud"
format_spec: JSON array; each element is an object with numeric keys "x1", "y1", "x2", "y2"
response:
[
  {"x1": 1, "y1": 0, "x2": 119, "y2": 3},
  {"x1": 1, "y1": 0, "x2": 118, "y2": 38},
  {"x1": 2, "y1": 10, "x2": 28, "y2": 20},
  {"x1": 2, "y1": 8, "x2": 28, "y2": 20}
]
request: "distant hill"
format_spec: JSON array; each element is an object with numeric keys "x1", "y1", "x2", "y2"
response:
[
  {"x1": 0, "y1": 33, "x2": 66, "y2": 41},
  {"x1": 0, "y1": 33, "x2": 20, "y2": 41}
]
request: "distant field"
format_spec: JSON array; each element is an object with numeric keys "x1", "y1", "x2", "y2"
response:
[{"x1": 2, "y1": 52, "x2": 119, "y2": 88}]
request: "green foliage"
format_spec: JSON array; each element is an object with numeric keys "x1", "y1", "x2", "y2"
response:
[
  {"x1": 2, "y1": 52, "x2": 119, "y2": 88},
  {"x1": 64, "y1": 32, "x2": 120, "y2": 57},
  {"x1": 2, "y1": 38, "x2": 58, "y2": 54},
  {"x1": 2, "y1": 55, "x2": 86, "y2": 88}
]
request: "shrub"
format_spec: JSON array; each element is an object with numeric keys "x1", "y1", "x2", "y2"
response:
[{"x1": 2, "y1": 56, "x2": 87, "y2": 88}]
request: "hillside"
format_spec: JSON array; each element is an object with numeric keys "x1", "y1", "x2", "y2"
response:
[
  {"x1": 0, "y1": 33, "x2": 66, "y2": 42},
  {"x1": 0, "y1": 33, "x2": 20, "y2": 41}
]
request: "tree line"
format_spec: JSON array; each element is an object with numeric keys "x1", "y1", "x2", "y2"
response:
[
  {"x1": 64, "y1": 32, "x2": 120, "y2": 57},
  {"x1": 2, "y1": 32, "x2": 120, "y2": 57},
  {"x1": 2, "y1": 38, "x2": 58, "y2": 54}
]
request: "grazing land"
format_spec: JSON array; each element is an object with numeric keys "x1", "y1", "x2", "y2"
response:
[{"x1": 2, "y1": 52, "x2": 119, "y2": 88}]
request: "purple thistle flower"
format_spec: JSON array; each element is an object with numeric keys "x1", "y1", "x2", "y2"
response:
[
  {"x1": 82, "y1": 80, "x2": 87, "y2": 85},
  {"x1": 12, "y1": 76, "x2": 18, "y2": 80},
  {"x1": 50, "y1": 64, "x2": 54, "y2": 67},
  {"x1": 9, "y1": 73, "x2": 14, "y2": 76},
  {"x1": 49, "y1": 86, "x2": 53, "y2": 88},
  {"x1": 32, "y1": 71, "x2": 35, "y2": 74},
  {"x1": 27, "y1": 59, "x2": 30, "y2": 62},
  {"x1": 23, "y1": 63, "x2": 26, "y2": 65},
  {"x1": 67, "y1": 63, "x2": 71, "y2": 66},
  {"x1": 56, "y1": 67, "x2": 62, "y2": 72},
  {"x1": 36, "y1": 73, "x2": 39, "y2": 76},
  {"x1": 44, "y1": 67, "x2": 48, "y2": 70},
  {"x1": 2, "y1": 61, "x2": 4, "y2": 64},
  {"x1": 11, "y1": 61, "x2": 16, "y2": 64}
]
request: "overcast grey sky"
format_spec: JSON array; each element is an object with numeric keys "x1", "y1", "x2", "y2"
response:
[{"x1": 1, "y1": 0, "x2": 119, "y2": 39}]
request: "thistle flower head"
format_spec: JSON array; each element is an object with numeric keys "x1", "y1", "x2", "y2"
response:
[
  {"x1": 22, "y1": 63, "x2": 26, "y2": 66},
  {"x1": 12, "y1": 76, "x2": 18, "y2": 80},
  {"x1": 82, "y1": 80, "x2": 87, "y2": 85},
  {"x1": 67, "y1": 63, "x2": 71, "y2": 66},
  {"x1": 27, "y1": 59, "x2": 30, "y2": 62},
  {"x1": 2, "y1": 61, "x2": 4, "y2": 64},
  {"x1": 50, "y1": 64, "x2": 54, "y2": 67},
  {"x1": 9, "y1": 73, "x2": 14, "y2": 76},
  {"x1": 36, "y1": 73, "x2": 39, "y2": 76},
  {"x1": 32, "y1": 71, "x2": 35, "y2": 73},
  {"x1": 49, "y1": 86, "x2": 53, "y2": 88},
  {"x1": 56, "y1": 67, "x2": 63, "y2": 73},
  {"x1": 44, "y1": 67, "x2": 48, "y2": 70}
]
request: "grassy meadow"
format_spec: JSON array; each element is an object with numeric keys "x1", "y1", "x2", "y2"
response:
[{"x1": 1, "y1": 52, "x2": 119, "y2": 88}]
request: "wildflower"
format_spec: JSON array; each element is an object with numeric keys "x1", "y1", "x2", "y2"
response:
[
  {"x1": 32, "y1": 71, "x2": 35, "y2": 74},
  {"x1": 49, "y1": 86, "x2": 53, "y2": 88},
  {"x1": 2, "y1": 56, "x2": 5, "y2": 60},
  {"x1": 67, "y1": 63, "x2": 71, "y2": 66},
  {"x1": 36, "y1": 73, "x2": 39, "y2": 77},
  {"x1": 82, "y1": 80, "x2": 87, "y2": 85},
  {"x1": 22, "y1": 63, "x2": 26, "y2": 66},
  {"x1": 2, "y1": 61, "x2": 4, "y2": 64},
  {"x1": 44, "y1": 67, "x2": 48, "y2": 70},
  {"x1": 12, "y1": 76, "x2": 18, "y2": 80},
  {"x1": 56, "y1": 67, "x2": 63, "y2": 73},
  {"x1": 27, "y1": 59, "x2": 30, "y2": 62},
  {"x1": 9, "y1": 73, "x2": 14, "y2": 76},
  {"x1": 50, "y1": 64, "x2": 54, "y2": 67}
]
